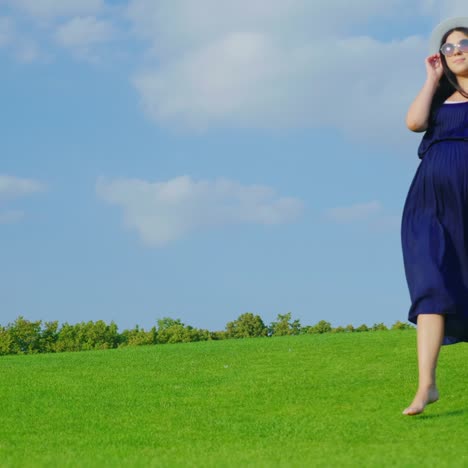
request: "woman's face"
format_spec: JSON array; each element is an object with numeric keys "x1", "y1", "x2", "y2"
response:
[{"x1": 443, "y1": 30, "x2": 468, "y2": 76}]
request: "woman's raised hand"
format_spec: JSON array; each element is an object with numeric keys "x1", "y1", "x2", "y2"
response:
[
  {"x1": 406, "y1": 54, "x2": 444, "y2": 131},
  {"x1": 425, "y1": 53, "x2": 444, "y2": 83}
]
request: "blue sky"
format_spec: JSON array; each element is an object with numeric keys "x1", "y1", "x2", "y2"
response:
[{"x1": 0, "y1": 1, "x2": 463, "y2": 332}]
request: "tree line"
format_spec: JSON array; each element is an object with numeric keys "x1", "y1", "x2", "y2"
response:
[{"x1": 0, "y1": 313, "x2": 413, "y2": 356}]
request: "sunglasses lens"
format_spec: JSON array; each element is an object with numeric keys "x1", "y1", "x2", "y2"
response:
[
  {"x1": 459, "y1": 39, "x2": 468, "y2": 52},
  {"x1": 441, "y1": 44, "x2": 454, "y2": 56}
]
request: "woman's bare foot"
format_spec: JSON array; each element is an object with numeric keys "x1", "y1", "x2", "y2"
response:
[{"x1": 402, "y1": 386, "x2": 439, "y2": 415}]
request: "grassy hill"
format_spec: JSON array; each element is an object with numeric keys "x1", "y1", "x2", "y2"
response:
[{"x1": 0, "y1": 330, "x2": 467, "y2": 467}]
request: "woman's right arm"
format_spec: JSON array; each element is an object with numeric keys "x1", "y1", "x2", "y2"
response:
[{"x1": 405, "y1": 54, "x2": 444, "y2": 132}]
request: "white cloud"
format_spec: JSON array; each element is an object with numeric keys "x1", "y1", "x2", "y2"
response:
[
  {"x1": 7, "y1": 0, "x2": 104, "y2": 19},
  {"x1": 1, "y1": 0, "x2": 109, "y2": 61},
  {"x1": 128, "y1": 0, "x2": 432, "y2": 144},
  {"x1": 96, "y1": 175, "x2": 304, "y2": 246},
  {"x1": 126, "y1": 0, "x2": 411, "y2": 57},
  {"x1": 1, "y1": 0, "x2": 452, "y2": 140},
  {"x1": 133, "y1": 32, "x2": 425, "y2": 144},
  {"x1": 52, "y1": 16, "x2": 116, "y2": 62},
  {"x1": 0, "y1": 175, "x2": 46, "y2": 201},
  {"x1": 55, "y1": 16, "x2": 114, "y2": 55}
]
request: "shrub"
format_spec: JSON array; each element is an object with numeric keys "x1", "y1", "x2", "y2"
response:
[
  {"x1": 392, "y1": 320, "x2": 414, "y2": 330},
  {"x1": 269, "y1": 312, "x2": 302, "y2": 336},
  {"x1": 225, "y1": 313, "x2": 268, "y2": 339},
  {"x1": 307, "y1": 320, "x2": 332, "y2": 334},
  {"x1": 0, "y1": 326, "x2": 12, "y2": 356},
  {"x1": 39, "y1": 321, "x2": 59, "y2": 353},
  {"x1": 0, "y1": 313, "x2": 416, "y2": 357},
  {"x1": 119, "y1": 325, "x2": 157, "y2": 347},
  {"x1": 156, "y1": 317, "x2": 210, "y2": 344},
  {"x1": 210, "y1": 330, "x2": 228, "y2": 340},
  {"x1": 8, "y1": 316, "x2": 43, "y2": 355},
  {"x1": 55, "y1": 320, "x2": 120, "y2": 352},
  {"x1": 55, "y1": 323, "x2": 80, "y2": 352}
]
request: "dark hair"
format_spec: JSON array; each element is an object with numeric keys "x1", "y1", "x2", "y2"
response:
[{"x1": 431, "y1": 27, "x2": 468, "y2": 112}]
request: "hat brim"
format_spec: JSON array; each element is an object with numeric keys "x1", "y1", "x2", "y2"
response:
[{"x1": 429, "y1": 16, "x2": 468, "y2": 54}]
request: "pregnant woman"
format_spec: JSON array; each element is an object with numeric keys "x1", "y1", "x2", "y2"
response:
[{"x1": 401, "y1": 16, "x2": 468, "y2": 416}]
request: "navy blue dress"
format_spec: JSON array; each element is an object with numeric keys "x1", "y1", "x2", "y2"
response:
[{"x1": 401, "y1": 101, "x2": 468, "y2": 345}]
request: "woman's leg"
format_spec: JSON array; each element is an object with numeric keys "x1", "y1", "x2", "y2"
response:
[{"x1": 402, "y1": 313, "x2": 444, "y2": 415}]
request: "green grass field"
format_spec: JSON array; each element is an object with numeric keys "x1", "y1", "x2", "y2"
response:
[{"x1": 1, "y1": 330, "x2": 467, "y2": 467}]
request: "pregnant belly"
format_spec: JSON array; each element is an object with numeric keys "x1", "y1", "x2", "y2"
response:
[{"x1": 406, "y1": 140, "x2": 468, "y2": 217}]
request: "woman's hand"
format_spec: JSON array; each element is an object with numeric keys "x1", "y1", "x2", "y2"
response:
[{"x1": 425, "y1": 53, "x2": 444, "y2": 83}]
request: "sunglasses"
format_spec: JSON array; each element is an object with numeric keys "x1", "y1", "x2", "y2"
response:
[{"x1": 440, "y1": 38, "x2": 468, "y2": 57}]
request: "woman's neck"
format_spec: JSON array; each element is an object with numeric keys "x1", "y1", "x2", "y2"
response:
[{"x1": 456, "y1": 75, "x2": 468, "y2": 93}]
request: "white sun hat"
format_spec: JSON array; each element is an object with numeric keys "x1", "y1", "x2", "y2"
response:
[{"x1": 429, "y1": 16, "x2": 468, "y2": 55}]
